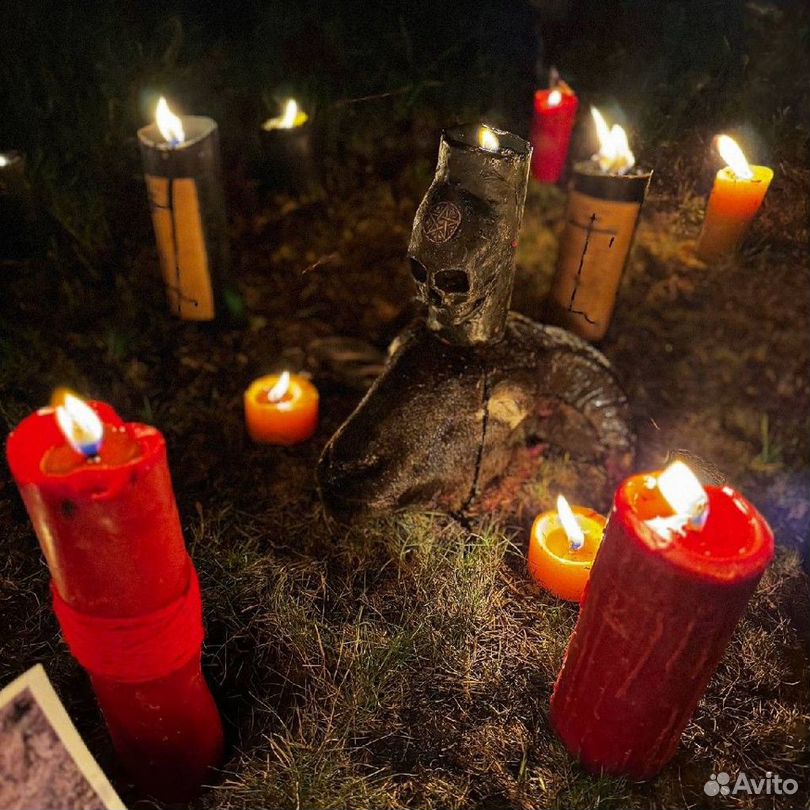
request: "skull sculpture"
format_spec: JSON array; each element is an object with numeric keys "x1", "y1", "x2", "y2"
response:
[
  {"x1": 317, "y1": 125, "x2": 635, "y2": 519},
  {"x1": 409, "y1": 125, "x2": 531, "y2": 345}
]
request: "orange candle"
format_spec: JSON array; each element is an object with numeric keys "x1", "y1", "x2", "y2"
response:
[
  {"x1": 244, "y1": 371, "x2": 319, "y2": 445},
  {"x1": 528, "y1": 495, "x2": 607, "y2": 602},
  {"x1": 696, "y1": 134, "x2": 773, "y2": 262}
]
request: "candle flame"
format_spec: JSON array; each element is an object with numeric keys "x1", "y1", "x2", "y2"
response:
[
  {"x1": 267, "y1": 371, "x2": 291, "y2": 403},
  {"x1": 0, "y1": 154, "x2": 8, "y2": 167},
  {"x1": 557, "y1": 494, "x2": 585, "y2": 551},
  {"x1": 51, "y1": 388, "x2": 104, "y2": 457},
  {"x1": 645, "y1": 460, "x2": 710, "y2": 541},
  {"x1": 155, "y1": 97, "x2": 185, "y2": 146},
  {"x1": 262, "y1": 98, "x2": 308, "y2": 131},
  {"x1": 280, "y1": 98, "x2": 299, "y2": 129},
  {"x1": 478, "y1": 126, "x2": 500, "y2": 152},
  {"x1": 548, "y1": 89, "x2": 563, "y2": 107},
  {"x1": 591, "y1": 107, "x2": 635, "y2": 174},
  {"x1": 716, "y1": 134, "x2": 753, "y2": 180}
]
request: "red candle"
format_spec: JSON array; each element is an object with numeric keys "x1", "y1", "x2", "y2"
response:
[
  {"x1": 6, "y1": 393, "x2": 223, "y2": 801},
  {"x1": 530, "y1": 83, "x2": 579, "y2": 184},
  {"x1": 550, "y1": 462, "x2": 773, "y2": 779}
]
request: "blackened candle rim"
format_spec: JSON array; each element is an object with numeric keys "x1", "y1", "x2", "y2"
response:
[
  {"x1": 572, "y1": 159, "x2": 652, "y2": 203},
  {"x1": 443, "y1": 124, "x2": 531, "y2": 159},
  {"x1": 137, "y1": 115, "x2": 218, "y2": 151}
]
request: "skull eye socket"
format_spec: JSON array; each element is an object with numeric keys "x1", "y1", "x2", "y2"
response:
[
  {"x1": 434, "y1": 269, "x2": 470, "y2": 294},
  {"x1": 410, "y1": 258, "x2": 428, "y2": 283}
]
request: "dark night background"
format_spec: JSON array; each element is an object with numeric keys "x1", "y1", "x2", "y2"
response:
[
  {"x1": 0, "y1": 2, "x2": 808, "y2": 809},
  {"x1": 0, "y1": 0, "x2": 803, "y2": 260}
]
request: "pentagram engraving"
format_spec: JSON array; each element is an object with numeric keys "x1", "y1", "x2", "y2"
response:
[{"x1": 423, "y1": 201, "x2": 462, "y2": 243}]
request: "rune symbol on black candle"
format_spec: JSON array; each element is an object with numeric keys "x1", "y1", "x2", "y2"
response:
[
  {"x1": 423, "y1": 201, "x2": 462, "y2": 244},
  {"x1": 566, "y1": 212, "x2": 617, "y2": 325}
]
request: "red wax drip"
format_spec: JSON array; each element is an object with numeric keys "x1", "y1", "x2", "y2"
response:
[
  {"x1": 6, "y1": 402, "x2": 223, "y2": 801},
  {"x1": 550, "y1": 473, "x2": 774, "y2": 779}
]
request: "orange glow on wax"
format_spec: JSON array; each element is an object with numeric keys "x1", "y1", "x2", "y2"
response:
[
  {"x1": 696, "y1": 133, "x2": 773, "y2": 261},
  {"x1": 641, "y1": 460, "x2": 710, "y2": 542},
  {"x1": 528, "y1": 496, "x2": 607, "y2": 602},
  {"x1": 244, "y1": 372, "x2": 319, "y2": 445}
]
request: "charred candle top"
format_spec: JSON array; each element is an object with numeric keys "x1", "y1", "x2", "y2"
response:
[{"x1": 408, "y1": 124, "x2": 531, "y2": 346}]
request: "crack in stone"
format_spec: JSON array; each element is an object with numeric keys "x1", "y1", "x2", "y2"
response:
[{"x1": 459, "y1": 365, "x2": 492, "y2": 515}]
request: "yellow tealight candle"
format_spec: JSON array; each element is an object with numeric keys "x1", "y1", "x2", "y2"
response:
[
  {"x1": 696, "y1": 134, "x2": 773, "y2": 262},
  {"x1": 528, "y1": 495, "x2": 607, "y2": 602},
  {"x1": 244, "y1": 371, "x2": 319, "y2": 445}
]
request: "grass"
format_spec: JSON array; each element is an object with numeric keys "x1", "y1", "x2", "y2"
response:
[{"x1": 192, "y1": 511, "x2": 808, "y2": 810}]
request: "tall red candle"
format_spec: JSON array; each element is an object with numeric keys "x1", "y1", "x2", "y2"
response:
[
  {"x1": 6, "y1": 398, "x2": 224, "y2": 801},
  {"x1": 530, "y1": 86, "x2": 579, "y2": 184},
  {"x1": 550, "y1": 465, "x2": 773, "y2": 779}
]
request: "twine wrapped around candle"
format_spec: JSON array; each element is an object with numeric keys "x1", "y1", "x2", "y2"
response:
[
  {"x1": 6, "y1": 400, "x2": 223, "y2": 802},
  {"x1": 51, "y1": 559, "x2": 204, "y2": 684}
]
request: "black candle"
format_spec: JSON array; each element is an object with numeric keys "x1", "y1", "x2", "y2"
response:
[
  {"x1": 137, "y1": 99, "x2": 229, "y2": 321},
  {"x1": 408, "y1": 124, "x2": 532, "y2": 346},
  {"x1": 259, "y1": 99, "x2": 318, "y2": 196}
]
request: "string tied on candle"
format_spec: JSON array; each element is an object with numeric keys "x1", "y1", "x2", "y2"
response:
[{"x1": 51, "y1": 558, "x2": 205, "y2": 684}]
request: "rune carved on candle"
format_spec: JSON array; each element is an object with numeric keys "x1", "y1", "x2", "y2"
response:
[{"x1": 423, "y1": 201, "x2": 462, "y2": 243}]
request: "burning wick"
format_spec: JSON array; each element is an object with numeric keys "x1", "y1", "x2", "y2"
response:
[
  {"x1": 262, "y1": 98, "x2": 308, "y2": 131},
  {"x1": 557, "y1": 494, "x2": 586, "y2": 551},
  {"x1": 478, "y1": 126, "x2": 500, "y2": 152},
  {"x1": 645, "y1": 460, "x2": 710, "y2": 541},
  {"x1": 51, "y1": 389, "x2": 104, "y2": 458},
  {"x1": 155, "y1": 97, "x2": 185, "y2": 148},
  {"x1": 548, "y1": 89, "x2": 563, "y2": 108},
  {"x1": 591, "y1": 107, "x2": 635, "y2": 175},
  {"x1": 715, "y1": 134, "x2": 754, "y2": 181},
  {"x1": 265, "y1": 370, "x2": 291, "y2": 404}
]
